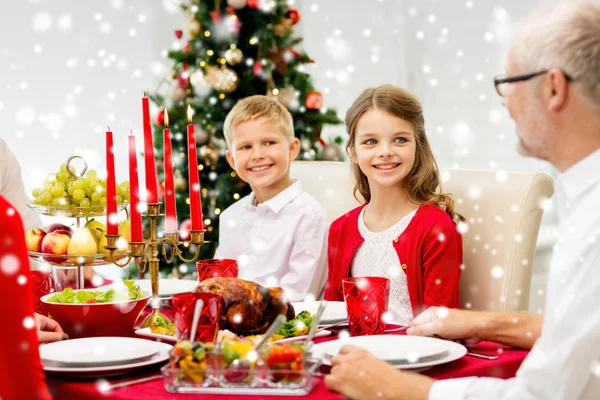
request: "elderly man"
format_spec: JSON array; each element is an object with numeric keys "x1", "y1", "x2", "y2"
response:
[{"x1": 325, "y1": 1, "x2": 600, "y2": 399}]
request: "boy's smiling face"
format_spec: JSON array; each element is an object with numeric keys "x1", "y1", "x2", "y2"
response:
[{"x1": 226, "y1": 117, "x2": 299, "y2": 202}]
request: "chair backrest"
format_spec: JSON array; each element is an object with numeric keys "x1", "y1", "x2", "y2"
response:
[{"x1": 290, "y1": 161, "x2": 554, "y2": 312}]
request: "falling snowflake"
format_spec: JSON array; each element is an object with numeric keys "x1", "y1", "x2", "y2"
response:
[
  {"x1": 23, "y1": 317, "x2": 35, "y2": 329},
  {"x1": 31, "y1": 12, "x2": 53, "y2": 32},
  {"x1": 1, "y1": 254, "x2": 19, "y2": 275},
  {"x1": 436, "y1": 307, "x2": 449, "y2": 318},
  {"x1": 491, "y1": 266, "x2": 504, "y2": 279}
]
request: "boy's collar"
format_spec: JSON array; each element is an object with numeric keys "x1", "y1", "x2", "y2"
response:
[{"x1": 247, "y1": 180, "x2": 303, "y2": 213}]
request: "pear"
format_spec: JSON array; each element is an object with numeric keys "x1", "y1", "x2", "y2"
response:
[
  {"x1": 98, "y1": 233, "x2": 110, "y2": 255},
  {"x1": 97, "y1": 220, "x2": 131, "y2": 261},
  {"x1": 114, "y1": 220, "x2": 131, "y2": 261},
  {"x1": 67, "y1": 227, "x2": 98, "y2": 265},
  {"x1": 85, "y1": 219, "x2": 107, "y2": 246}
]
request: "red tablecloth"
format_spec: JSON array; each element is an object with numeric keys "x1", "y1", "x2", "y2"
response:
[{"x1": 45, "y1": 318, "x2": 528, "y2": 400}]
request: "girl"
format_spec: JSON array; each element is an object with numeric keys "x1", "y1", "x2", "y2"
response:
[{"x1": 324, "y1": 85, "x2": 464, "y2": 325}]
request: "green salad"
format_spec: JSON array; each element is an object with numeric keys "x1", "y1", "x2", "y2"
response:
[
  {"x1": 47, "y1": 280, "x2": 143, "y2": 304},
  {"x1": 276, "y1": 311, "x2": 313, "y2": 338}
]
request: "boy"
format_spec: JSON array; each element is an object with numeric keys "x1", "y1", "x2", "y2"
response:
[{"x1": 215, "y1": 95, "x2": 329, "y2": 302}]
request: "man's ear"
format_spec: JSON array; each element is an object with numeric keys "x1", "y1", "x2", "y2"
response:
[
  {"x1": 226, "y1": 149, "x2": 236, "y2": 170},
  {"x1": 289, "y1": 137, "x2": 300, "y2": 161},
  {"x1": 547, "y1": 68, "x2": 569, "y2": 112}
]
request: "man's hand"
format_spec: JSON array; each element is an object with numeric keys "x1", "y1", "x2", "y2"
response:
[
  {"x1": 34, "y1": 313, "x2": 67, "y2": 343},
  {"x1": 408, "y1": 307, "x2": 541, "y2": 350},
  {"x1": 324, "y1": 345, "x2": 433, "y2": 400},
  {"x1": 406, "y1": 307, "x2": 484, "y2": 344}
]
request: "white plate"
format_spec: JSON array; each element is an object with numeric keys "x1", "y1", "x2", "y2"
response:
[
  {"x1": 40, "y1": 337, "x2": 159, "y2": 367},
  {"x1": 135, "y1": 328, "x2": 176, "y2": 343},
  {"x1": 99, "y1": 279, "x2": 197, "y2": 298},
  {"x1": 42, "y1": 341, "x2": 172, "y2": 378},
  {"x1": 292, "y1": 301, "x2": 347, "y2": 324},
  {"x1": 312, "y1": 335, "x2": 467, "y2": 370},
  {"x1": 134, "y1": 328, "x2": 332, "y2": 344}
]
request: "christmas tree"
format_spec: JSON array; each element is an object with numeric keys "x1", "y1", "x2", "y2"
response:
[{"x1": 148, "y1": 0, "x2": 343, "y2": 275}]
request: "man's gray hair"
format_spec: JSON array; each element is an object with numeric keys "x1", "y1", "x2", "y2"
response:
[{"x1": 516, "y1": 0, "x2": 600, "y2": 105}]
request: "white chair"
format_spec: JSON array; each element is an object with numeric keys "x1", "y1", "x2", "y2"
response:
[{"x1": 290, "y1": 161, "x2": 554, "y2": 312}]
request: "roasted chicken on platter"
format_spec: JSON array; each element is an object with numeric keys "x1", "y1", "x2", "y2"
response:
[{"x1": 196, "y1": 277, "x2": 295, "y2": 336}]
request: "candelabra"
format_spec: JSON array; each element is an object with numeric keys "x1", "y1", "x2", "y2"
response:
[{"x1": 103, "y1": 202, "x2": 207, "y2": 328}]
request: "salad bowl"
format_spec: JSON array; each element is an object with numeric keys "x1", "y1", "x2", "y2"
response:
[{"x1": 41, "y1": 280, "x2": 150, "y2": 338}]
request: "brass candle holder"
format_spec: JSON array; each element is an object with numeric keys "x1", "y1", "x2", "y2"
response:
[{"x1": 103, "y1": 202, "x2": 208, "y2": 328}]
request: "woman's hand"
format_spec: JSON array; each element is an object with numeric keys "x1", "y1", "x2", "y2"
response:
[
  {"x1": 34, "y1": 313, "x2": 67, "y2": 343},
  {"x1": 324, "y1": 345, "x2": 433, "y2": 400}
]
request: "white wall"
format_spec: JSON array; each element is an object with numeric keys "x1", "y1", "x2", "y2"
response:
[{"x1": 0, "y1": 1, "x2": 184, "y2": 200}]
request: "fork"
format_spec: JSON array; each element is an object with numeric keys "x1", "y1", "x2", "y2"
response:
[
  {"x1": 101, "y1": 375, "x2": 162, "y2": 391},
  {"x1": 315, "y1": 321, "x2": 348, "y2": 334}
]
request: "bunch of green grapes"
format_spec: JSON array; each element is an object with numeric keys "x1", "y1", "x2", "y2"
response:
[{"x1": 31, "y1": 163, "x2": 130, "y2": 215}]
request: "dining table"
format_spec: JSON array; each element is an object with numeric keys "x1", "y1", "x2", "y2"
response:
[{"x1": 45, "y1": 307, "x2": 529, "y2": 400}]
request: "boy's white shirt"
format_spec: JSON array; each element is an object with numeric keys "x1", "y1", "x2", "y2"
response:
[{"x1": 214, "y1": 180, "x2": 329, "y2": 302}]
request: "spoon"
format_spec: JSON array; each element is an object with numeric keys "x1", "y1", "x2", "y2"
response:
[
  {"x1": 189, "y1": 299, "x2": 204, "y2": 342},
  {"x1": 303, "y1": 301, "x2": 327, "y2": 351},
  {"x1": 224, "y1": 314, "x2": 287, "y2": 382}
]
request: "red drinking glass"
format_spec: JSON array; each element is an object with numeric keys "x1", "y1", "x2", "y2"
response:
[
  {"x1": 342, "y1": 277, "x2": 390, "y2": 336},
  {"x1": 197, "y1": 259, "x2": 238, "y2": 282},
  {"x1": 172, "y1": 292, "x2": 222, "y2": 343},
  {"x1": 31, "y1": 269, "x2": 53, "y2": 316}
]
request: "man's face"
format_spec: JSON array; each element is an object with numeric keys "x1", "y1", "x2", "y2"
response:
[{"x1": 503, "y1": 46, "x2": 554, "y2": 161}]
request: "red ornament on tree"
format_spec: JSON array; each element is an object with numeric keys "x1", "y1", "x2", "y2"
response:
[
  {"x1": 177, "y1": 72, "x2": 190, "y2": 89},
  {"x1": 179, "y1": 218, "x2": 192, "y2": 241},
  {"x1": 253, "y1": 61, "x2": 263, "y2": 76},
  {"x1": 287, "y1": 9, "x2": 300, "y2": 25},
  {"x1": 305, "y1": 91, "x2": 323, "y2": 110},
  {"x1": 155, "y1": 108, "x2": 165, "y2": 126},
  {"x1": 247, "y1": 0, "x2": 260, "y2": 8},
  {"x1": 174, "y1": 29, "x2": 183, "y2": 39}
]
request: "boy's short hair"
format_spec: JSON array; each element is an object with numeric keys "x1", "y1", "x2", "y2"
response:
[{"x1": 223, "y1": 95, "x2": 295, "y2": 148}]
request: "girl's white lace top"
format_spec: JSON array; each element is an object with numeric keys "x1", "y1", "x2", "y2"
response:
[{"x1": 351, "y1": 207, "x2": 418, "y2": 325}]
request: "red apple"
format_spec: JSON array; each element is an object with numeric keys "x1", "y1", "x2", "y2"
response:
[
  {"x1": 25, "y1": 228, "x2": 47, "y2": 252},
  {"x1": 47, "y1": 223, "x2": 74, "y2": 236},
  {"x1": 41, "y1": 231, "x2": 71, "y2": 263},
  {"x1": 54, "y1": 229, "x2": 73, "y2": 238}
]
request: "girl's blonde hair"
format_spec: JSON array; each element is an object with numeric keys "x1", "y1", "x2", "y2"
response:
[{"x1": 345, "y1": 84, "x2": 465, "y2": 223}]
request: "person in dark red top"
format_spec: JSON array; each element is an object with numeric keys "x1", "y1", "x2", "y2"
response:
[
  {"x1": 324, "y1": 85, "x2": 464, "y2": 323},
  {"x1": 0, "y1": 195, "x2": 67, "y2": 400}
]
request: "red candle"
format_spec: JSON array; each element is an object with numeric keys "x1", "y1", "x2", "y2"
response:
[
  {"x1": 128, "y1": 133, "x2": 143, "y2": 242},
  {"x1": 163, "y1": 109, "x2": 178, "y2": 232},
  {"x1": 106, "y1": 129, "x2": 118, "y2": 235},
  {"x1": 186, "y1": 105, "x2": 204, "y2": 231},
  {"x1": 142, "y1": 92, "x2": 159, "y2": 204}
]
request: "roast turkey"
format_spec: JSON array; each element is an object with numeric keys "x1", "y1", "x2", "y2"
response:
[{"x1": 196, "y1": 277, "x2": 295, "y2": 336}]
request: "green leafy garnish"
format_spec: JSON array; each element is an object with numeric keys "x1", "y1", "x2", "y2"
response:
[
  {"x1": 47, "y1": 280, "x2": 142, "y2": 304},
  {"x1": 155, "y1": 317, "x2": 175, "y2": 330},
  {"x1": 276, "y1": 311, "x2": 313, "y2": 338}
]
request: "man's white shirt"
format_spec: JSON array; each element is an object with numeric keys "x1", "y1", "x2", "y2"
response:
[
  {"x1": 215, "y1": 180, "x2": 329, "y2": 302},
  {"x1": 0, "y1": 139, "x2": 41, "y2": 230},
  {"x1": 430, "y1": 148, "x2": 600, "y2": 400}
]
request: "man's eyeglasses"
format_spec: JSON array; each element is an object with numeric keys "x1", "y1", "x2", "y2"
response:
[{"x1": 493, "y1": 70, "x2": 574, "y2": 97}]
